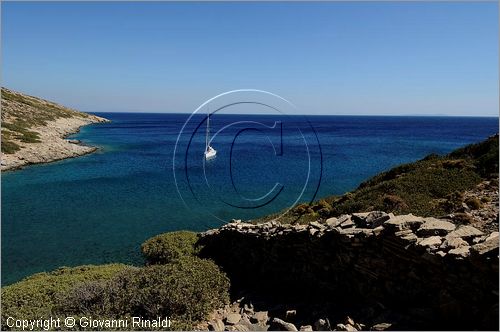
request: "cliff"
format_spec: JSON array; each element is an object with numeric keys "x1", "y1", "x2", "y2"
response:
[{"x1": 1, "y1": 87, "x2": 108, "y2": 171}]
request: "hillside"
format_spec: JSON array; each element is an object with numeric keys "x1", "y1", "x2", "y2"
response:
[
  {"x1": 1, "y1": 87, "x2": 108, "y2": 170},
  {"x1": 256, "y1": 134, "x2": 499, "y2": 230}
]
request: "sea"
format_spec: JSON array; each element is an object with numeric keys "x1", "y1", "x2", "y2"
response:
[{"x1": 1, "y1": 113, "x2": 498, "y2": 285}]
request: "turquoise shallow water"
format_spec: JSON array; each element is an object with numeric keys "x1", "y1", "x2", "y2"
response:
[{"x1": 1, "y1": 113, "x2": 498, "y2": 285}]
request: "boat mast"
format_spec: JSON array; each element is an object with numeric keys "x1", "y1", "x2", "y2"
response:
[{"x1": 206, "y1": 107, "x2": 210, "y2": 150}]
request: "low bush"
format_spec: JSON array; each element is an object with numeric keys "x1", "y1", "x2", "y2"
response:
[
  {"x1": 141, "y1": 231, "x2": 200, "y2": 265},
  {"x1": 465, "y1": 197, "x2": 482, "y2": 210},
  {"x1": 1, "y1": 139, "x2": 20, "y2": 154},
  {"x1": 1, "y1": 264, "x2": 128, "y2": 330},
  {"x1": 59, "y1": 257, "x2": 230, "y2": 330}
]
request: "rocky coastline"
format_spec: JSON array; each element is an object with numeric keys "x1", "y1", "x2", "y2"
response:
[
  {"x1": 1, "y1": 88, "x2": 109, "y2": 171},
  {"x1": 1, "y1": 115, "x2": 108, "y2": 171}
]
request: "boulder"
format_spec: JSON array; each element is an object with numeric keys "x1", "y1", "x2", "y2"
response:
[
  {"x1": 472, "y1": 237, "x2": 499, "y2": 256},
  {"x1": 251, "y1": 312, "x2": 269, "y2": 324},
  {"x1": 340, "y1": 216, "x2": 355, "y2": 229},
  {"x1": 233, "y1": 324, "x2": 250, "y2": 331},
  {"x1": 448, "y1": 246, "x2": 470, "y2": 258},
  {"x1": 226, "y1": 314, "x2": 242, "y2": 326},
  {"x1": 365, "y1": 211, "x2": 391, "y2": 228},
  {"x1": 271, "y1": 318, "x2": 298, "y2": 331},
  {"x1": 442, "y1": 236, "x2": 468, "y2": 249},
  {"x1": 485, "y1": 231, "x2": 499, "y2": 242},
  {"x1": 417, "y1": 218, "x2": 455, "y2": 236},
  {"x1": 325, "y1": 217, "x2": 341, "y2": 228},
  {"x1": 310, "y1": 221, "x2": 324, "y2": 230},
  {"x1": 285, "y1": 310, "x2": 297, "y2": 321},
  {"x1": 313, "y1": 318, "x2": 330, "y2": 331},
  {"x1": 370, "y1": 322, "x2": 392, "y2": 331},
  {"x1": 384, "y1": 214, "x2": 424, "y2": 231},
  {"x1": 209, "y1": 319, "x2": 225, "y2": 331},
  {"x1": 447, "y1": 226, "x2": 484, "y2": 240},
  {"x1": 417, "y1": 236, "x2": 443, "y2": 249},
  {"x1": 335, "y1": 323, "x2": 357, "y2": 331}
]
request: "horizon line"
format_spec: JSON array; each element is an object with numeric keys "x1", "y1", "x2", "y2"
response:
[{"x1": 87, "y1": 111, "x2": 500, "y2": 118}]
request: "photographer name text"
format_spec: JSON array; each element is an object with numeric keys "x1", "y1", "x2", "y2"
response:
[{"x1": 6, "y1": 316, "x2": 172, "y2": 330}]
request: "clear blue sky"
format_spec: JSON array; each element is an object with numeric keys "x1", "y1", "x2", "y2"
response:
[{"x1": 2, "y1": 2, "x2": 498, "y2": 116}]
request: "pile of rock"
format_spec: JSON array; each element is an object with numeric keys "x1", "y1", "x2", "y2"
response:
[
  {"x1": 198, "y1": 211, "x2": 499, "y2": 330},
  {"x1": 198, "y1": 297, "x2": 391, "y2": 331}
]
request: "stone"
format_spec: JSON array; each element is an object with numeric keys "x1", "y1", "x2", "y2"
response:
[
  {"x1": 442, "y1": 236, "x2": 468, "y2": 249},
  {"x1": 335, "y1": 323, "x2": 357, "y2": 331},
  {"x1": 344, "y1": 316, "x2": 355, "y2": 326},
  {"x1": 251, "y1": 312, "x2": 268, "y2": 324},
  {"x1": 233, "y1": 324, "x2": 250, "y2": 331},
  {"x1": 299, "y1": 325, "x2": 313, "y2": 331},
  {"x1": 340, "y1": 216, "x2": 355, "y2": 229},
  {"x1": 384, "y1": 214, "x2": 424, "y2": 231},
  {"x1": 436, "y1": 250, "x2": 447, "y2": 257},
  {"x1": 271, "y1": 318, "x2": 298, "y2": 331},
  {"x1": 310, "y1": 221, "x2": 324, "y2": 229},
  {"x1": 370, "y1": 322, "x2": 392, "y2": 331},
  {"x1": 325, "y1": 217, "x2": 341, "y2": 228},
  {"x1": 373, "y1": 225, "x2": 385, "y2": 236},
  {"x1": 485, "y1": 231, "x2": 499, "y2": 242},
  {"x1": 365, "y1": 211, "x2": 391, "y2": 228},
  {"x1": 226, "y1": 314, "x2": 242, "y2": 326},
  {"x1": 448, "y1": 246, "x2": 470, "y2": 258},
  {"x1": 417, "y1": 236, "x2": 442, "y2": 249},
  {"x1": 472, "y1": 237, "x2": 499, "y2": 256},
  {"x1": 417, "y1": 218, "x2": 455, "y2": 236},
  {"x1": 209, "y1": 319, "x2": 225, "y2": 331},
  {"x1": 351, "y1": 212, "x2": 370, "y2": 224},
  {"x1": 243, "y1": 303, "x2": 254, "y2": 315},
  {"x1": 285, "y1": 310, "x2": 297, "y2": 320},
  {"x1": 400, "y1": 232, "x2": 418, "y2": 243},
  {"x1": 314, "y1": 318, "x2": 330, "y2": 331},
  {"x1": 447, "y1": 226, "x2": 484, "y2": 239}
]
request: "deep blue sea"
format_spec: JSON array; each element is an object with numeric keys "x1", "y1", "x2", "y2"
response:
[{"x1": 2, "y1": 113, "x2": 498, "y2": 285}]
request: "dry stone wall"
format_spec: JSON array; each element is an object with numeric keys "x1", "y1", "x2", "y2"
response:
[{"x1": 199, "y1": 212, "x2": 499, "y2": 330}]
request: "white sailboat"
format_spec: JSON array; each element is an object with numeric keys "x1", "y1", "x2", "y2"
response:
[{"x1": 204, "y1": 112, "x2": 216, "y2": 160}]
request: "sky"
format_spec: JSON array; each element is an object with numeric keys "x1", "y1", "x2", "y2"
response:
[{"x1": 2, "y1": 2, "x2": 498, "y2": 116}]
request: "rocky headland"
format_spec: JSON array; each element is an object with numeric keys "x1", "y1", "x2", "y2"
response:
[{"x1": 1, "y1": 87, "x2": 108, "y2": 171}]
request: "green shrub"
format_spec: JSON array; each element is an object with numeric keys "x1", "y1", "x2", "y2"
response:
[
  {"x1": 465, "y1": 197, "x2": 482, "y2": 210},
  {"x1": 1, "y1": 139, "x2": 20, "y2": 154},
  {"x1": 1, "y1": 264, "x2": 129, "y2": 330},
  {"x1": 452, "y1": 212, "x2": 475, "y2": 225},
  {"x1": 59, "y1": 257, "x2": 230, "y2": 330},
  {"x1": 141, "y1": 231, "x2": 200, "y2": 265},
  {"x1": 383, "y1": 194, "x2": 408, "y2": 212}
]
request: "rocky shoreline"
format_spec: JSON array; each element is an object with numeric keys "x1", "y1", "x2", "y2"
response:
[
  {"x1": 1, "y1": 115, "x2": 108, "y2": 171},
  {"x1": 1, "y1": 87, "x2": 109, "y2": 171}
]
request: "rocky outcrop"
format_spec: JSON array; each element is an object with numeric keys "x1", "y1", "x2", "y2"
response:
[
  {"x1": 199, "y1": 212, "x2": 499, "y2": 330},
  {"x1": 1, "y1": 88, "x2": 109, "y2": 171},
  {"x1": 1, "y1": 116, "x2": 107, "y2": 171}
]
